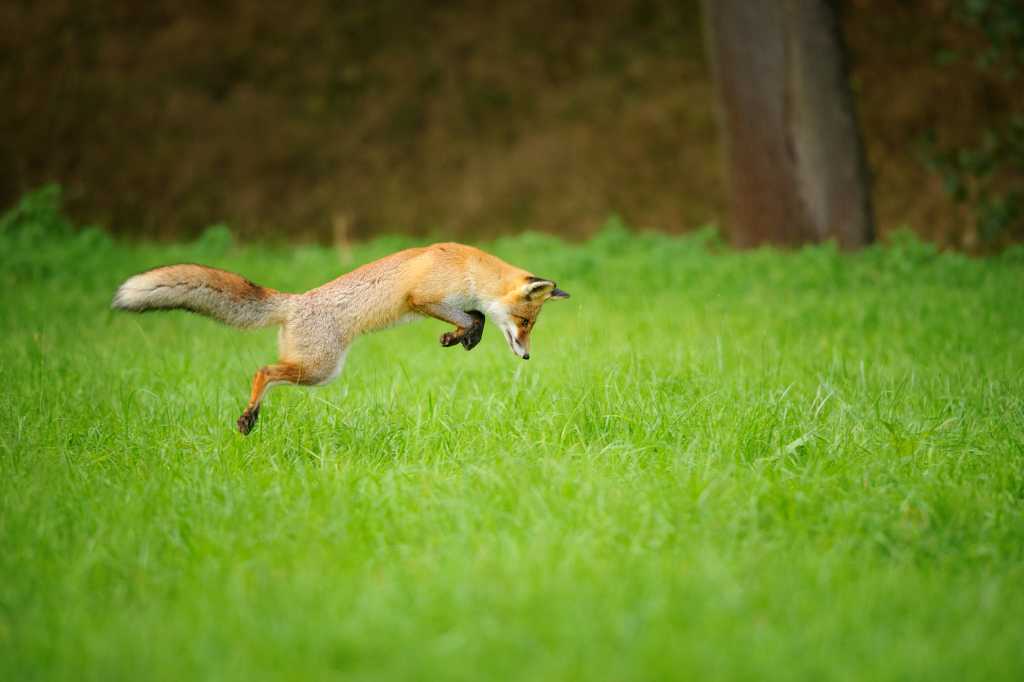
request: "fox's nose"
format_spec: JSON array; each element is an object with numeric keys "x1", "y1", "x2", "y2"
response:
[{"x1": 522, "y1": 353, "x2": 530, "y2": 360}]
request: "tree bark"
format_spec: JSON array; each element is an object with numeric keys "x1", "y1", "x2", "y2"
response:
[{"x1": 703, "y1": 0, "x2": 875, "y2": 249}]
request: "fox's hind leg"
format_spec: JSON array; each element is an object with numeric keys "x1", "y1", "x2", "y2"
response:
[
  {"x1": 235, "y1": 307, "x2": 349, "y2": 434},
  {"x1": 236, "y1": 355, "x2": 343, "y2": 435},
  {"x1": 237, "y1": 363, "x2": 302, "y2": 434}
]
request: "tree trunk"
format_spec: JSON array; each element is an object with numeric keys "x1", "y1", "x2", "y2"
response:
[{"x1": 703, "y1": 0, "x2": 875, "y2": 249}]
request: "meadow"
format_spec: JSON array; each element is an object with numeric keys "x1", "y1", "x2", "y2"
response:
[{"x1": 2, "y1": 190, "x2": 1023, "y2": 681}]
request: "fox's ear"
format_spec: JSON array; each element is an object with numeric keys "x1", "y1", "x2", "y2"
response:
[{"x1": 522, "y1": 278, "x2": 556, "y2": 301}]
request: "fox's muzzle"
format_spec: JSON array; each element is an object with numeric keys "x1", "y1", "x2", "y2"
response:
[{"x1": 502, "y1": 325, "x2": 531, "y2": 359}]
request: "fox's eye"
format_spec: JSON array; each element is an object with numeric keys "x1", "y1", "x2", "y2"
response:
[{"x1": 516, "y1": 316, "x2": 529, "y2": 328}]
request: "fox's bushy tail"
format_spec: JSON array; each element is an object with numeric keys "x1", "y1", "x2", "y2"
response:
[{"x1": 112, "y1": 264, "x2": 290, "y2": 328}]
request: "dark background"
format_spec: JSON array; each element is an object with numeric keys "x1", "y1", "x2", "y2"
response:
[{"x1": 1, "y1": 0, "x2": 1020, "y2": 246}]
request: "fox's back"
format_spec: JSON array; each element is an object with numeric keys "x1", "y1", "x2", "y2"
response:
[{"x1": 312, "y1": 242, "x2": 522, "y2": 296}]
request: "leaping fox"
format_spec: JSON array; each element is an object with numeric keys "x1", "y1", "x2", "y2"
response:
[{"x1": 112, "y1": 242, "x2": 570, "y2": 434}]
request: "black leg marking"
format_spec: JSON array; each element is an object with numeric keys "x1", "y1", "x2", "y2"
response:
[
  {"x1": 461, "y1": 311, "x2": 485, "y2": 350},
  {"x1": 440, "y1": 311, "x2": 485, "y2": 350}
]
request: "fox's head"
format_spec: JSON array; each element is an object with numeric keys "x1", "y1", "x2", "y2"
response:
[{"x1": 488, "y1": 276, "x2": 570, "y2": 360}]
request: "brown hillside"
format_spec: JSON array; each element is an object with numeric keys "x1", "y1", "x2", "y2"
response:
[{"x1": 0, "y1": 0, "x2": 1018, "y2": 245}]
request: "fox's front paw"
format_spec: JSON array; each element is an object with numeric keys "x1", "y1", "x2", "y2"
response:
[
  {"x1": 461, "y1": 311, "x2": 485, "y2": 350},
  {"x1": 237, "y1": 405, "x2": 260, "y2": 435},
  {"x1": 440, "y1": 331, "x2": 461, "y2": 347}
]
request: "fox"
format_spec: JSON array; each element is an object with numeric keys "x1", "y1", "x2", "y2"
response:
[{"x1": 112, "y1": 242, "x2": 570, "y2": 434}]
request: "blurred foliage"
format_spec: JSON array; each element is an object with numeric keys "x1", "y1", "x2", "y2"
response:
[
  {"x1": 957, "y1": 0, "x2": 1024, "y2": 69},
  {"x1": 0, "y1": 0, "x2": 715, "y2": 242},
  {"x1": 2, "y1": 1, "x2": 1024, "y2": 249},
  {"x1": 0, "y1": 185, "x2": 104, "y2": 280},
  {"x1": 920, "y1": 0, "x2": 1024, "y2": 246}
]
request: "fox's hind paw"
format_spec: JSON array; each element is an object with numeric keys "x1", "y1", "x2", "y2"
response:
[{"x1": 237, "y1": 405, "x2": 260, "y2": 435}]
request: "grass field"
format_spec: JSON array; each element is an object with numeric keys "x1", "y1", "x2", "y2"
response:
[{"x1": 2, "y1": 192, "x2": 1024, "y2": 681}]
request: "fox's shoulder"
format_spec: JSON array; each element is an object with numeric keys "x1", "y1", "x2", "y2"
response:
[
  {"x1": 358, "y1": 242, "x2": 483, "y2": 268},
  {"x1": 421, "y1": 242, "x2": 527, "y2": 276},
  {"x1": 423, "y1": 242, "x2": 487, "y2": 260},
  {"x1": 334, "y1": 242, "x2": 530, "y2": 297}
]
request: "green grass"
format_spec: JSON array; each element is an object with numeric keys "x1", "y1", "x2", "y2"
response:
[{"x1": 2, "y1": 192, "x2": 1024, "y2": 680}]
